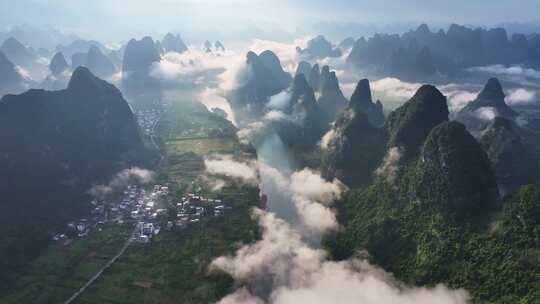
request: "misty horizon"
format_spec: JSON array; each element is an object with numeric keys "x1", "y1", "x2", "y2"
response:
[{"x1": 3, "y1": 0, "x2": 540, "y2": 45}]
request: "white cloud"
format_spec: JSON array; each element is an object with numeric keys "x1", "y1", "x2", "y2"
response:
[
  {"x1": 267, "y1": 91, "x2": 292, "y2": 110},
  {"x1": 15, "y1": 65, "x2": 33, "y2": 81},
  {"x1": 319, "y1": 128, "x2": 338, "y2": 150},
  {"x1": 293, "y1": 196, "x2": 338, "y2": 233},
  {"x1": 149, "y1": 47, "x2": 249, "y2": 93},
  {"x1": 370, "y1": 77, "x2": 422, "y2": 100},
  {"x1": 236, "y1": 107, "x2": 301, "y2": 146},
  {"x1": 367, "y1": 78, "x2": 481, "y2": 113},
  {"x1": 217, "y1": 288, "x2": 264, "y2": 304},
  {"x1": 316, "y1": 48, "x2": 352, "y2": 71},
  {"x1": 204, "y1": 154, "x2": 258, "y2": 185},
  {"x1": 375, "y1": 147, "x2": 403, "y2": 184},
  {"x1": 263, "y1": 110, "x2": 290, "y2": 122},
  {"x1": 212, "y1": 210, "x2": 470, "y2": 304},
  {"x1": 147, "y1": 47, "x2": 249, "y2": 127},
  {"x1": 151, "y1": 48, "x2": 232, "y2": 79},
  {"x1": 507, "y1": 88, "x2": 536, "y2": 105},
  {"x1": 468, "y1": 65, "x2": 540, "y2": 80},
  {"x1": 445, "y1": 90, "x2": 477, "y2": 113},
  {"x1": 217, "y1": 54, "x2": 249, "y2": 92},
  {"x1": 237, "y1": 121, "x2": 266, "y2": 145},
  {"x1": 474, "y1": 106, "x2": 498, "y2": 121},
  {"x1": 290, "y1": 169, "x2": 342, "y2": 206},
  {"x1": 198, "y1": 87, "x2": 237, "y2": 125},
  {"x1": 256, "y1": 166, "x2": 344, "y2": 234},
  {"x1": 289, "y1": 169, "x2": 344, "y2": 233},
  {"x1": 467, "y1": 65, "x2": 540, "y2": 88},
  {"x1": 248, "y1": 36, "x2": 313, "y2": 73}
]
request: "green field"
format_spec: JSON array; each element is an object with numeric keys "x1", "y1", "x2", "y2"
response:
[
  {"x1": 0, "y1": 225, "x2": 132, "y2": 304},
  {"x1": 74, "y1": 183, "x2": 259, "y2": 304},
  {"x1": 71, "y1": 100, "x2": 259, "y2": 304},
  {"x1": 166, "y1": 138, "x2": 236, "y2": 156}
]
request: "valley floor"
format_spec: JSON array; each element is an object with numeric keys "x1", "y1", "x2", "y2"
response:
[{"x1": 0, "y1": 100, "x2": 259, "y2": 304}]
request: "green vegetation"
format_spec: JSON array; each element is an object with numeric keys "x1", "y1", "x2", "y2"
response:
[
  {"x1": 386, "y1": 84, "x2": 448, "y2": 159},
  {"x1": 1, "y1": 99, "x2": 260, "y2": 304},
  {"x1": 74, "y1": 183, "x2": 258, "y2": 304},
  {"x1": 321, "y1": 108, "x2": 386, "y2": 187},
  {"x1": 480, "y1": 117, "x2": 540, "y2": 194},
  {"x1": 325, "y1": 121, "x2": 540, "y2": 303},
  {"x1": 0, "y1": 225, "x2": 132, "y2": 304},
  {"x1": 327, "y1": 179, "x2": 540, "y2": 303},
  {"x1": 81, "y1": 100, "x2": 259, "y2": 304},
  {"x1": 166, "y1": 138, "x2": 235, "y2": 156},
  {"x1": 324, "y1": 84, "x2": 540, "y2": 303}
]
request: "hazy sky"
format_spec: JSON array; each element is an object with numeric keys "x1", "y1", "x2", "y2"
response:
[{"x1": 1, "y1": 0, "x2": 540, "y2": 44}]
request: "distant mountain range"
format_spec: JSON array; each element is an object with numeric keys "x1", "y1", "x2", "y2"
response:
[
  {"x1": 347, "y1": 23, "x2": 540, "y2": 80},
  {"x1": 297, "y1": 35, "x2": 342, "y2": 59},
  {"x1": 161, "y1": 33, "x2": 188, "y2": 54}
]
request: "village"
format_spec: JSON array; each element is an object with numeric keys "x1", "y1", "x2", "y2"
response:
[
  {"x1": 52, "y1": 183, "x2": 234, "y2": 246},
  {"x1": 136, "y1": 108, "x2": 161, "y2": 137}
]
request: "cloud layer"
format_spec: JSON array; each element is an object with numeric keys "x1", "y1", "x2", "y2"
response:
[
  {"x1": 204, "y1": 154, "x2": 258, "y2": 185},
  {"x1": 212, "y1": 210, "x2": 470, "y2": 304},
  {"x1": 507, "y1": 88, "x2": 536, "y2": 105}
]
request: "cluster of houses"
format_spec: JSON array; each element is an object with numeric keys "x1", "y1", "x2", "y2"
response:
[
  {"x1": 134, "y1": 222, "x2": 161, "y2": 243},
  {"x1": 136, "y1": 108, "x2": 161, "y2": 136},
  {"x1": 129, "y1": 185, "x2": 169, "y2": 243},
  {"x1": 51, "y1": 179, "x2": 237, "y2": 246},
  {"x1": 52, "y1": 184, "x2": 170, "y2": 245},
  {"x1": 173, "y1": 193, "x2": 232, "y2": 228}
]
